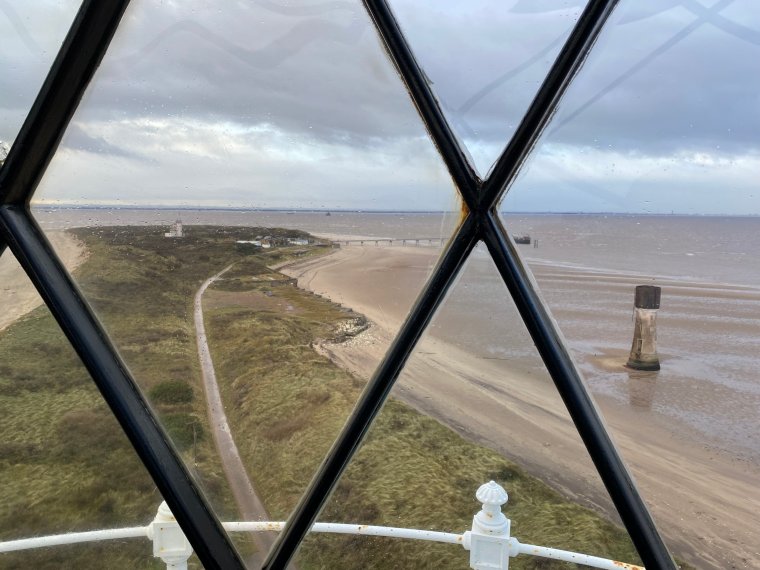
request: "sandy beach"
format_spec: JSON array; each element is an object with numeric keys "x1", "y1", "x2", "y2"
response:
[
  {"x1": 283, "y1": 245, "x2": 759, "y2": 570},
  {"x1": 0, "y1": 231, "x2": 88, "y2": 331}
]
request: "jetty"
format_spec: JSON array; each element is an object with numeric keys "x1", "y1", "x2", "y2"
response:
[
  {"x1": 334, "y1": 234, "x2": 532, "y2": 247},
  {"x1": 334, "y1": 237, "x2": 447, "y2": 246}
]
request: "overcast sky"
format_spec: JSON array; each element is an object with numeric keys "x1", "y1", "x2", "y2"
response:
[{"x1": 1, "y1": 0, "x2": 759, "y2": 213}]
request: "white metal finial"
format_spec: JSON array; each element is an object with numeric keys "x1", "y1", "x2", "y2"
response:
[
  {"x1": 476, "y1": 481, "x2": 508, "y2": 508},
  {"x1": 473, "y1": 481, "x2": 509, "y2": 535},
  {"x1": 465, "y1": 481, "x2": 513, "y2": 570}
]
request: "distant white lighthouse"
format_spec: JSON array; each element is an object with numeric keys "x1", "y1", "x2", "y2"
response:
[{"x1": 164, "y1": 218, "x2": 184, "y2": 238}]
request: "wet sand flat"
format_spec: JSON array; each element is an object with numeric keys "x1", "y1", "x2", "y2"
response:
[{"x1": 284, "y1": 245, "x2": 760, "y2": 570}]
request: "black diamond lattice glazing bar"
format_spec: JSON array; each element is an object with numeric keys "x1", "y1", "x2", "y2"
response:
[
  {"x1": 263, "y1": 214, "x2": 479, "y2": 569},
  {"x1": 0, "y1": 0, "x2": 679, "y2": 567},
  {"x1": 264, "y1": 0, "x2": 674, "y2": 568}
]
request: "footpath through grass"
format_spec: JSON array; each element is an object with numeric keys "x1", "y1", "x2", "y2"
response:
[{"x1": 0, "y1": 226, "x2": 646, "y2": 569}]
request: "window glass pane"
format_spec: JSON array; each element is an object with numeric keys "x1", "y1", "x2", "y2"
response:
[
  {"x1": 0, "y1": 0, "x2": 82, "y2": 151},
  {"x1": 389, "y1": 0, "x2": 589, "y2": 176},
  {"x1": 0, "y1": 254, "x2": 167, "y2": 568},
  {"x1": 30, "y1": 0, "x2": 460, "y2": 560},
  {"x1": 294, "y1": 244, "x2": 642, "y2": 568},
  {"x1": 500, "y1": 2, "x2": 760, "y2": 568}
]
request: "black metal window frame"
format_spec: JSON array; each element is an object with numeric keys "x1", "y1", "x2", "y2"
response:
[{"x1": 0, "y1": 1, "x2": 676, "y2": 569}]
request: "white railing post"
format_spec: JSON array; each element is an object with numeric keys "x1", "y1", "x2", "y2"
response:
[
  {"x1": 146, "y1": 502, "x2": 194, "y2": 570},
  {"x1": 462, "y1": 481, "x2": 516, "y2": 570}
]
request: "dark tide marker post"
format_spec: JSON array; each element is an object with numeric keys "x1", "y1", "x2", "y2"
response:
[{"x1": 626, "y1": 285, "x2": 661, "y2": 371}]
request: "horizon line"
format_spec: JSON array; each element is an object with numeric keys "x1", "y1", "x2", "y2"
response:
[{"x1": 30, "y1": 204, "x2": 760, "y2": 217}]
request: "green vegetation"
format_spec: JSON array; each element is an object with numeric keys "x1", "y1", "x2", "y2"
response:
[
  {"x1": 149, "y1": 380, "x2": 194, "y2": 405},
  {"x1": 204, "y1": 270, "x2": 643, "y2": 569},
  {"x1": 0, "y1": 225, "x2": 316, "y2": 568},
  {"x1": 0, "y1": 307, "x2": 163, "y2": 569},
  {"x1": 0, "y1": 225, "x2": 650, "y2": 568}
]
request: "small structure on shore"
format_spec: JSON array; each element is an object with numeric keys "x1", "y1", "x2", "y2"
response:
[
  {"x1": 626, "y1": 285, "x2": 661, "y2": 371},
  {"x1": 164, "y1": 219, "x2": 183, "y2": 238}
]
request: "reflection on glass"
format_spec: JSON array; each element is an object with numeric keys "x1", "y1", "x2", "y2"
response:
[
  {"x1": 0, "y1": 0, "x2": 82, "y2": 151},
  {"x1": 500, "y1": 2, "x2": 760, "y2": 568},
  {"x1": 626, "y1": 369, "x2": 658, "y2": 410},
  {"x1": 389, "y1": 0, "x2": 588, "y2": 175}
]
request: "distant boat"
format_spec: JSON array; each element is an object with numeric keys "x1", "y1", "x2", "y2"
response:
[
  {"x1": 325, "y1": 212, "x2": 331, "y2": 216},
  {"x1": 512, "y1": 234, "x2": 531, "y2": 245}
]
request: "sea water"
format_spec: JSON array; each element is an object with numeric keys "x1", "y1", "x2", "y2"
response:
[{"x1": 33, "y1": 208, "x2": 760, "y2": 460}]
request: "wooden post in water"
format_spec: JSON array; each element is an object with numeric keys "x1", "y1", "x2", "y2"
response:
[{"x1": 626, "y1": 285, "x2": 661, "y2": 371}]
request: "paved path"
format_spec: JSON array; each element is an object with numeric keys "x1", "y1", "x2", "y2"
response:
[{"x1": 194, "y1": 265, "x2": 277, "y2": 564}]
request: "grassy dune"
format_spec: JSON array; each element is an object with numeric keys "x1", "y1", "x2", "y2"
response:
[
  {"x1": 0, "y1": 226, "x2": 316, "y2": 568},
  {"x1": 205, "y1": 264, "x2": 642, "y2": 569},
  {"x1": 0, "y1": 305, "x2": 163, "y2": 569},
  {"x1": 0, "y1": 226, "x2": 644, "y2": 568}
]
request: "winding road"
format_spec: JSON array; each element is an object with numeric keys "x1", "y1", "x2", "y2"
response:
[{"x1": 194, "y1": 265, "x2": 276, "y2": 563}]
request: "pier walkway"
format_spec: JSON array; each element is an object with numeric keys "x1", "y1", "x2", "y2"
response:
[{"x1": 334, "y1": 237, "x2": 446, "y2": 246}]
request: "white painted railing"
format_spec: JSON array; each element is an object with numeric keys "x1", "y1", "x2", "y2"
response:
[{"x1": 0, "y1": 482, "x2": 644, "y2": 570}]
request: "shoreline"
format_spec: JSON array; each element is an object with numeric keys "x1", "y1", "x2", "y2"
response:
[
  {"x1": 283, "y1": 245, "x2": 759, "y2": 570},
  {"x1": 0, "y1": 231, "x2": 89, "y2": 332}
]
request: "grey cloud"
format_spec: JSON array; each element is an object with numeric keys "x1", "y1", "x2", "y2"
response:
[
  {"x1": 0, "y1": 0, "x2": 82, "y2": 144},
  {"x1": 543, "y1": 0, "x2": 760, "y2": 156},
  {"x1": 65, "y1": 1, "x2": 412, "y2": 146},
  {"x1": 396, "y1": 1, "x2": 760, "y2": 161},
  {"x1": 4, "y1": 0, "x2": 758, "y2": 158},
  {"x1": 64, "y1": 123, "x2": 153, "y2": 161},
  {"x1": 3, "y1": 0, "x2": 759, "y2": 214}
]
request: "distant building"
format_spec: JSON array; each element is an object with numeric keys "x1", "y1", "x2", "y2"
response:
[
  {"x1": 164, "y1": 219, "x2": 183, "y2": 238},
  {"x1": 287, "y1": 238, "x2": 310, "y2": 246}
]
